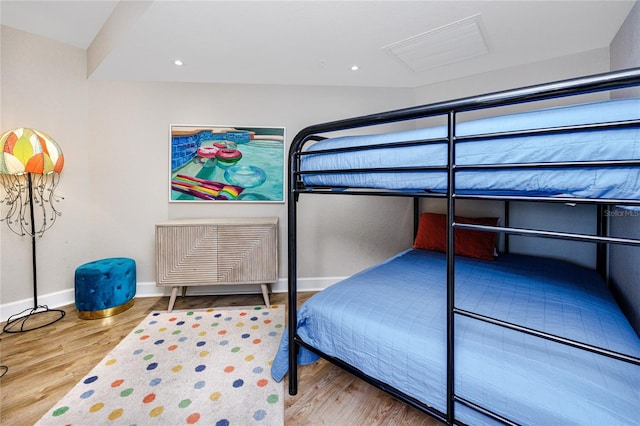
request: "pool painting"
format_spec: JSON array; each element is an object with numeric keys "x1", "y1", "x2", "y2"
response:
[{"x1": 170, "y1": 125, "x2": 285, "y2": 202}]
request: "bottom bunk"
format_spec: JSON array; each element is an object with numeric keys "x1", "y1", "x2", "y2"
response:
[{"x1": 272, "y1": 248, "x2": 640, "y2": 425}]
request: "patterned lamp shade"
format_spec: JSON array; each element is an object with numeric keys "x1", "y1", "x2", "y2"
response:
[{"x1": 0, "y1": 128, "x2": 64, "y2": 175}]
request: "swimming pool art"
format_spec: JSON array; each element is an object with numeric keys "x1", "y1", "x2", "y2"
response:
[{"x1": 170, "y1": 125, "x2": 285, "y2": 202}]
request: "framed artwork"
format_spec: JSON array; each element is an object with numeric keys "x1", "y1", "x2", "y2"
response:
[{"x1": 169, "y1": 125, "x2": 286, "y2": 202}]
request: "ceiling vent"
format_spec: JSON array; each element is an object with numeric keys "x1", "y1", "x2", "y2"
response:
[{"x1": 383, "y1": 14, "x2": 489, "y2": 72}]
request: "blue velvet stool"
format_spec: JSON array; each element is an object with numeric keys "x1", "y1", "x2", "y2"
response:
[{"x1": 75, "y1": 257, "x2": 136, "y2": 319}]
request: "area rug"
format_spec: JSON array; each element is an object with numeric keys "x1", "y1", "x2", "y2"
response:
[{"x1": 36, "y1": 305, "x2": 285, "y2": 426}]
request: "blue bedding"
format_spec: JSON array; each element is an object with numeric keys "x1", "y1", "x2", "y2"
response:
[
  {"x1": 301, "y1": 98, "x2": 640, "y2": 200},
  {"x1": 272, "y1": 249, "x2": 640, "y2": 425}
]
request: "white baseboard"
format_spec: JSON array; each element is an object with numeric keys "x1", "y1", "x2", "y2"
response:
[
  {"x1": 0, "y1": 288, "x2": 76, "y2": 324},
  {"x1": 0, "y1": 277, "x2": 344, "y2": 323}
]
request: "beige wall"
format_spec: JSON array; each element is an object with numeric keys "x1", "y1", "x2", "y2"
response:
[
  {"x1": 0, "y1": 27, "x2": 92, "y2": 316},
  {"x1": 86, "y1": 80, "x2": 417, "y2": 283},
  {"x1": 611, "y1": 0, "x2": 640, "y2": 98}
]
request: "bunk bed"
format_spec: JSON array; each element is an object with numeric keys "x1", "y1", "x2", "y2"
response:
[{"x1": 272, "y1": 68, "x2": 640, "y2": 425}]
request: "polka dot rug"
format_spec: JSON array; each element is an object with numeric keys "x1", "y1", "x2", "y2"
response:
[{"x1": 36, "y1": 305, "x2": 285, "y2": 426}]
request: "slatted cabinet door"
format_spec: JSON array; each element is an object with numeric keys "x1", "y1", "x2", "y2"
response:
[
  {"x1": 156, "y1": 223, "x2": 219, "y2": 286},
  {"x1": 217, "y1": 224, "x2": 278, "y2": 284},
  {"x1": 156, "y1": 217, "x2": 278, "y2": 311}
]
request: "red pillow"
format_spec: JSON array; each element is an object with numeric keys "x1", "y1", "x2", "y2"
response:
[{"x1": 413, "y1": 212, "x2": 498, "y2": 260}]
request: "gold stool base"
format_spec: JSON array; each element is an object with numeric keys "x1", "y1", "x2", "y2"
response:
[{"x1": 77, "y1": 299, "x2": 134, "y2": 320}]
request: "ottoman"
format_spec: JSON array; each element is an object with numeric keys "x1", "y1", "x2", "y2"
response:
[{"x1": 75, "y1": 257, "x2": 136, "y2": 319}]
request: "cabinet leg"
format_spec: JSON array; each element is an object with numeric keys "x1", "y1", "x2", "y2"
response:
[
  {"x1": 261, "y1": 284, "x2": 270, "y2": 307},
  {"x1": 168, "y1": 286, "x2": 179, "y2": 312},
  {"x1": 181, "y1": 286, "x2": 188, "y2": 297}
]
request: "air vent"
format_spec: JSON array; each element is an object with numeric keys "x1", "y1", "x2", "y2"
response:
[{"x1": 383, "y1": 14, "x2": 489, "y2": 72}]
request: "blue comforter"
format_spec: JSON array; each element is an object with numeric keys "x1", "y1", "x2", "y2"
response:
[
  {"x1": 272, "y1": 249, "x2": 640, "y2": 425},
  {"x1": 301, "y1": 98, "x2": 640, "y2": 200}
]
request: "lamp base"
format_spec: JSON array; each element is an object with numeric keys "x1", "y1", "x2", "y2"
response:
[{"x1": 2, "y1": 305, "x2": 65, "y2": 333}]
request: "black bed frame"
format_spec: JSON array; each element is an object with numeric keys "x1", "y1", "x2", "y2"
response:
[{"x1": 286, "y1": 68, "x2": 640, "y2": 425}]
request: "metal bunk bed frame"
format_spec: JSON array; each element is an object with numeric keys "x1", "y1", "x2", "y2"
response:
[{"x1": 286, "y1": 67, "x2": 640, "y2": 425}]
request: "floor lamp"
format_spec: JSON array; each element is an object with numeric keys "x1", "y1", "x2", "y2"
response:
[{"x1": 0, "y1": 128, "x2": 66, "y2": 333}]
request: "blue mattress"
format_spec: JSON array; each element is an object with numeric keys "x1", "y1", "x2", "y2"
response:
[
  {"x1": 272, "y1": 249, "x2": 640, "y2": 425},
  {"x1": 301, "y1": 98, "x2": 640, "y2": 200}
]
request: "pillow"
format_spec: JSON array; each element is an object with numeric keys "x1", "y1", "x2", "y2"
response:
[{"x1": 413, "y1": 212, "x2": 498, "y2": 260}]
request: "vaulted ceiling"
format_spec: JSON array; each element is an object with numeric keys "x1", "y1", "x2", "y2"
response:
[{"x1": 1, "y1": 1, "x2": 636, "y2": 88}]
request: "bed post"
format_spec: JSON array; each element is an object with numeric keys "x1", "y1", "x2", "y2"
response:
[
  {"x1": 446, "y1": 110, "x2": 457, "y2": 424},
  {"x1": 287, "y1": 138, "x2": 300, "y2": 396}
]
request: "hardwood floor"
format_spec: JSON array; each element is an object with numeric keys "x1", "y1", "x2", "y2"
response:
[{"x1": 0, "y1": 293, "x2": 442, "y2": 425}]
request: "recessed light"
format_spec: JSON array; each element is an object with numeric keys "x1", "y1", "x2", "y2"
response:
[
  {"x1": 351, "y1": 65, "x2": 359, "y2": 71},
  {"x1": 174, "y1": 59, "x2": 184, "y2": 66}
]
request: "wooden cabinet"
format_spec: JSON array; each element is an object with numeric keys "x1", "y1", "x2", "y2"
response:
[{"x1": 156, "y1": 217, "x2": 278, "y2": 311}]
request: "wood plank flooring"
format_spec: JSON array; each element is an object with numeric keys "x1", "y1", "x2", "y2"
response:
[{"x1": 0, "y1": 293, "x2": 442, "y2": 425}]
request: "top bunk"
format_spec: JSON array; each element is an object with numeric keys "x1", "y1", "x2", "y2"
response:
[{"x1": 289, "y1": 68, "x2": 640, "y2": 206}]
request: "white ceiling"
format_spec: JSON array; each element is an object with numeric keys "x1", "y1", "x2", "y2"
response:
[{"x1": 1, "y1": 0, "x2": 636, "y2": 88}]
